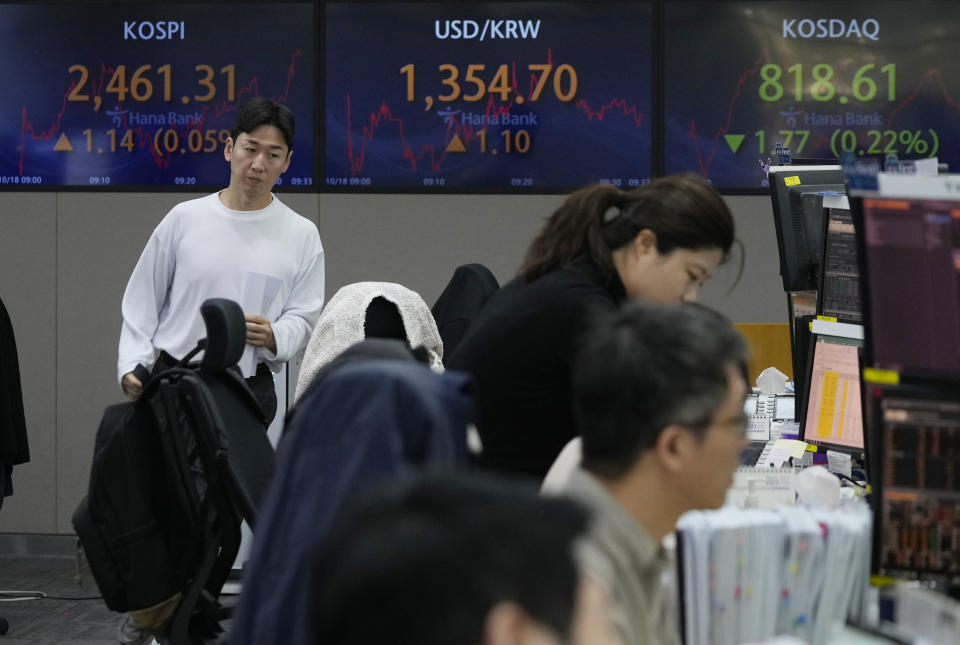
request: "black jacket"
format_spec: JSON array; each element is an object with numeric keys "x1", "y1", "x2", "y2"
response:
[
  {"x1": 229, "y1": 360, "x2": 474, "y2": 645},
  {"x1": 448, "y1": 256, "x2": 625, "y2": 480},
  {"x1": 0, "y1": 296, "x2": 29, "y2": 466}
]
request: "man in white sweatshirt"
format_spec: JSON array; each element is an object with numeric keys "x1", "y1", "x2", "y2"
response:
[{"x1": 117, "y1": 97, "x2": 325, "y2": 426}]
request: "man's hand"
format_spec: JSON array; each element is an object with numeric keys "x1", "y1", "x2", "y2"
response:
[
  {"x1": 121, "y1": 372, "x2": 143, "y2": 400},
  {"x1": 245, "y1": 314, "x2": 277, "y2": 353}
]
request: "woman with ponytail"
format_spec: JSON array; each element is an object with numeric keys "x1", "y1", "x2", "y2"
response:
[{"x1": 447, "y1": 173, "x2": 737, "y2": 480}]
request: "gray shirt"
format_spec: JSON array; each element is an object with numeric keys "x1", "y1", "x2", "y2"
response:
[{"x1": 561, "y1": 468, "x2": 681, "y2": 645}]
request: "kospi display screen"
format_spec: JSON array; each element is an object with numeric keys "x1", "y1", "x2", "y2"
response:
[
  {"x1": 0, "y1": 3, "x2": 316, "y2": 190},
  {"x1": 324, "y1": 2, "x2": 653, "y2": 192},
  {"x1": 664, "y1": 1, "x2": 960, "y2": 190}
]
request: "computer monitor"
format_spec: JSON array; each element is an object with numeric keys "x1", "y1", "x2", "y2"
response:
[
  {"x1": 868, "y1": 382, "x2": 960, "y2": 578},
  {"x1": 769, "y1": 166, "x2": 846, "y2": 291},
  {"x1": 818, "y1": 207, "x2": 863, "y2": 324},
  {"x1": 786, "y1": 186, "x2": 843, "y2": 285},
  {"x1": 791, "y1": 313, "x2": 817, "y2": 422},
  {"x1": 799, "y1": 334, "x2": 865, "y2": 456},
  {"x1": 854, "y1": 196, "x2": 960, "y2": 376}
]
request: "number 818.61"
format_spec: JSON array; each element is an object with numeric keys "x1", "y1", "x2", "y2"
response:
[{"x1": 758, "y1": 63, "x2": 896, "y2": 103}]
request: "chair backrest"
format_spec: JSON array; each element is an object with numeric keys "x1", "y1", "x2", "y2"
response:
[
  {"x1": 200, "y1": 298, "x2": 247, "y2": 372},
  {"x1": 431, "y1": 263, "x2": 500, "y2": 360},
  {"x1": 295, "y1": 282, "x2": 444, "y2": 401},
  {"x1": 192, "y1": 370, "x2": 272, "y2": 525},
  {"x1": 364, "y1": 296, "x2": 408, "y2": 342}
]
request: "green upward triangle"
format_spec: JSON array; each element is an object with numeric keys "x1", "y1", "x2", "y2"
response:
[{"x1": 724, "y1": 134, "x2": 745, "y2": 154}]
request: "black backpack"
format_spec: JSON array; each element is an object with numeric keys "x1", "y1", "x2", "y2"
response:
[{"x1": 72, "y1": 389, "x2": 204, "y2": 613}]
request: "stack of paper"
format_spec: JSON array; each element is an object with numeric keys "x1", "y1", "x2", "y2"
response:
[{"x1": 678, "y1": 502, "x2": 872, "y2": 645}]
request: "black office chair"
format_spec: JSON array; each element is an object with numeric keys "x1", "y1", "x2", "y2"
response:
[
  {"x1": 154, "y1": 299, "x2": 274, "y2": 644},
  {"x1": 74, "y1": 299, "x2": 272, "y2": 645}
]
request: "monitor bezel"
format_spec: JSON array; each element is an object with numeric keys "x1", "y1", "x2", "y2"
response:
[
  {"x1": 0, "y1": 0, "x2": 321, "y2": 193},
  {"x1": 768, "y1": 166, "x2": 846, "y2": 292},
  {"x1": 852, "y1": 194, "x2": 960, "y2": 382},
  {"x1": 798, "y1": 332, "x2": 866, "y2": 459},
  {"x1": 867, "y1": 380, "x2": 960, "y2": 579}
]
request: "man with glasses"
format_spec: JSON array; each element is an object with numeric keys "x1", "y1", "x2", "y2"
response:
[{"x1": 557, "y1": 301, "x2": 749, "y2": 645}]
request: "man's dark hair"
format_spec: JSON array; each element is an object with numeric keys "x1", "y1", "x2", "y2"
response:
[
  {"x1": 573, "y1": 301, "x2": 749, "y2": 479},
  {"x1": 230, "y1": 97, "x2": 295, "y2": 151},
  {"x1": 310, "y1": 469, "x2": 589, "y2": 645}
]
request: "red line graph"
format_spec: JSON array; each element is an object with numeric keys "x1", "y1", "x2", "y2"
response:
[
  {"x1": 577, "y1": 99, "x2": 643, "y2": 127},
  {"x1": 343, "y1": 49, "x2": 646, "y2": 175},
  {"x1": 889, "y1": 69, "x2": 960, "y2": 126},
  {"x1": 685, "y1": 48, "x2": 769, "y2": 178},
  {"x1": 18, "y1": 51, "x2": 303, "y2": 175}
]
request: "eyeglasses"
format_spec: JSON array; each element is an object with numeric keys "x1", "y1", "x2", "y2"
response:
[
  {"x1": 711, "y1": 413, "x2": 749, "y2": 438},
  {"x1": 681, "y1": 413, "x2": 749, "y2": 439}
]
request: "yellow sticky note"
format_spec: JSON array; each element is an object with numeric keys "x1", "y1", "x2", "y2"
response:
[
  {"x1": 863, "y1": 368, "x2": 900, "y2": 385},
  {"x1": 773, "y1": 439, "x2": 809, "y2": 459},
  {"x1": 784, "y1": 176, "x2": 801, "y2": 186},
  {"x1": 816, "y1": 315, "x2": 838, "y2": 322}
]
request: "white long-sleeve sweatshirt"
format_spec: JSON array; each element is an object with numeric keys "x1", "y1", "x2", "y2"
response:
[{"x1": 118, "y1": 192, "x2": 325, "y2": 383}]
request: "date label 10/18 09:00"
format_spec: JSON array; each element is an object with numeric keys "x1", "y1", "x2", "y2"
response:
[
  {"x1": 323, "y1": 177, "x2": 536, "y2": 187},
  {"x1": 323, "y1": 177, "x2": 650, "y2": 188}
]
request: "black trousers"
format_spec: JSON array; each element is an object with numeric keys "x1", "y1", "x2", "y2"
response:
[
  {"x1": 0, "y1": 463, "x2": 11, "y2": 511},
  {"x1": 152, "y1": 351, "x2": 278, "y2": 426}
]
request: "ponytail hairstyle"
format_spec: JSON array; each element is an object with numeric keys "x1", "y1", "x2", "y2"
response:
[{"x1": 518, "y1": 173, "x2": 735, "y2": 282}]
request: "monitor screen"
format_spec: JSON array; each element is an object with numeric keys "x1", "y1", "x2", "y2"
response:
[
  {"x1": 859, "y1": 197, "x2": 960, "y2": 374},
  {"x1": 787, "y1": 185, "x2": 843, "y2": 282},
  {"x1": 773, "y1": 394, "x2": 795, "y2": 421},
  {"x1": 871, "y1": 387, "x2": 960, "y2": 577},
  {"x1": 323, "y1": 2, "x2": 653, "y2": 192},
  {"x1": 818, "y1": 208, "x2": 863, "y2": 323},
  {"x1": 0, "y1": 3, "x2": 316, "y2": 190},
  {"x1": 800, "y1": 335, "x2": 864, "y2": 453},
  {"x1": 769, "y1": 167, "x2": 846, "y2": 291},
  {"x1": 663, "y1": 1, "x2": 960, "y2": 190}
]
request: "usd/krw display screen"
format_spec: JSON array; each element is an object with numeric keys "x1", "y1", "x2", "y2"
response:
[
  {"x1": 324, "y1": 2, "x2": 653, "y2": 192},
  {"x1": 0, "y1": 3, "x2": 315, "y2": 189},
  {"x1": 664, "y1": 1, "x2": 960, "y2": 190}
]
